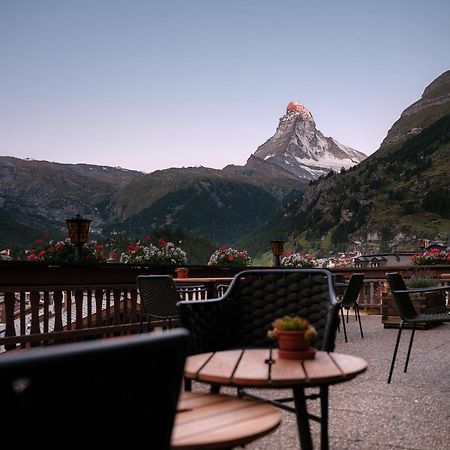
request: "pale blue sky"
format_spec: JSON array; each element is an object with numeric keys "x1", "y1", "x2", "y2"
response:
[{"x1": 1, "y1": 0, "x2": 449, "y2": 173}]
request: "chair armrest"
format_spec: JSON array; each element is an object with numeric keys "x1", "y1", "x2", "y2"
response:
[{"x1": 393, "y1": 286, "x2": 449, "y2": 294}]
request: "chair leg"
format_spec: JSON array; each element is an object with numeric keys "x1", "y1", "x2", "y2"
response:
[
  {"x1": 346, "y1": 307, "x2": 349, "y2": 323},
  {"x1": 340, "y1": 307, "x2": 348, "y2": 343},
  {"x1": 320, "y1": 386, "x2": 329, "y2": 450},
  {"x1": 388, "y1": 320, "x2": 404, "y2": 384},
  {"x1": 404, "y1": 323, "x2": 416, "y2": 373},
  {"x1": 184, "y1": 377, "x2": 192, "y2": 392},
  {"x1": 355, "y1": 304, "x2": 364, "y2": 338}
]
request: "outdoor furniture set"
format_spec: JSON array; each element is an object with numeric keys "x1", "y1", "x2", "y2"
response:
[{"x1": 2, "y1": 268, "x2": 448, "y2": 449}]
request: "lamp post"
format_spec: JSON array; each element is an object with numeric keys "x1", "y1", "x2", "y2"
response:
[
  {"x1": 66, "y1": 214, "x2": 91, "y2": 262},
  {"x1": 270, "y1": 240, "x2": 285, "y2": 267}
]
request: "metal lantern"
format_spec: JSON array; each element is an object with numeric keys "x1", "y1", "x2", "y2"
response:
[
  {"x1": 66, "y1": 214, "x2": 91, "y2": 261},
  {"x1": 270, "y1": 240, "x2": 285, "y2": 267}
]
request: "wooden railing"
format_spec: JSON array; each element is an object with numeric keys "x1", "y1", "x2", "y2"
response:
[
  {"x1": 0, "y1": 283, "x2": 180, "y2": 352},
  {"x1": 0, "y1": 261, "x2": 448, "y2": 353}
]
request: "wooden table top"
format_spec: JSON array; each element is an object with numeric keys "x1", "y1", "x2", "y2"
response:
[
  {"x1": 171, "y1": 392, "x2": 282, "y2": 450},
  {"x1": 185, "y1": 349, "x2": 368, "y2": 388}
]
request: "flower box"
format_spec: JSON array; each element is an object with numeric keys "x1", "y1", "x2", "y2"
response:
[{"x1": 381, "y1": 291, "x2": 446, "y2": 329}]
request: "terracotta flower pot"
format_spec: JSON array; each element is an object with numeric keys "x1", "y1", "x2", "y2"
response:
[
  {"x1": 277, "y1": 330, "x2": 316, "y2": 360},
  {"x1": 175, "y1": 267, "x2": 189, "y2": 279}
]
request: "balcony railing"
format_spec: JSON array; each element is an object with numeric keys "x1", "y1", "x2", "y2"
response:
[{"x1": 0, "y1": 261, "x2": 448, "y2": 353}]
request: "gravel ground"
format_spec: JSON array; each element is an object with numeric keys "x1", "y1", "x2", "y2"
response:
[{"x1": 190, "y1": 315, "x2": 450, "y2": 450}]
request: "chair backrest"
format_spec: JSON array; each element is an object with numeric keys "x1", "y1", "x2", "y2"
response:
[
  {"x1": 341, "y1": 273, "x2": 365, "y2": 307},
  {"x1": 137, "y1": 275, "x2": 180, "y2": 319},
  {"x1": 386, "y1": 272, "x2": 418, "y2": 320},
  {"x1": 0, "y1": 328, "x2": 189, "y2": 450},
  {"x1": 178, "y1": 269, "x2": 340, "y2": 353},
  {"x1": 333, "y1": 273, "x2": 346, "y2": 297}
]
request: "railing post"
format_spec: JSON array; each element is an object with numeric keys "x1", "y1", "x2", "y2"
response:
[{"x1": 4, "y1": 292, "x2": 17, "y2": 350}]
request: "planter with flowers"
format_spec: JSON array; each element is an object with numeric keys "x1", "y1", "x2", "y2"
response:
[
  {"x1": 268, "y1": 315, "x2": 317, "y2": 360},
  {"x1": 26, "y1": 238, "x2": 107, "y2": 263},
  {"x1": 411, "y1": 249, "x2": 450, "y2": 265},
  {"x1": 119, "y1": 236, "x2": 187, "y2": 266},
  {"x1": 280, "y1": 252, "x2": 315, "y2": 268},
  {"x1": 207, "y1": 246, "x2": 252, "y2": 266}
]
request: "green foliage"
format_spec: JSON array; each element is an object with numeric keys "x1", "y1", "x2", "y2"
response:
[
  {"x1": 422, "y1": 187, "x2": 450, "y2": 218},
  {"x1": 111, "y1": 179, "x2": 279, "y2": 246}
]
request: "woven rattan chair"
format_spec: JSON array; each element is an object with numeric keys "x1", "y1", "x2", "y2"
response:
[
  {"x1": 339, "y1": 273, "x2": 365, "y2": 342},
  {"x1": 386, "y1": 272, "x2": 450, "y2": 383},
  {"x1": 177, "y1": 269, "x2": 340, "y2": 446},
  {"x1": 216, "y1": 283, "x2": 231, "y2": 296},
  {"x1": 0, "y1": 329, "x2": 189, "y2": 450},
  {"x1": 136, "y1": 275, "x2": 180, "y2": 331}
]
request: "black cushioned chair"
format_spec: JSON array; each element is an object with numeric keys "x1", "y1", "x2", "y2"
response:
[
  {"x1": 137, "y1": 275, "x2": 180, "y2": 330},
  {"x1": 0, "y1": 328, "x2": 189, "y2": 450},
  {"x1": 177, "y1": 269, "x2": 340, "y2": 444},
  {"x1": 386, "y1": 272, "x2": 450, "y2": 383},
  {"x1": 338, "y1": 273, "x2": 365, "y2": 342}
]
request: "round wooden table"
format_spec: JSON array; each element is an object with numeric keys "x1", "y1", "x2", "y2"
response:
[
  {"x1": 184, "y1": 349, "x2": 368, "y2": 450},
  {"x1": 171, "y1": 392, "x2": 282, "y2": 449}
]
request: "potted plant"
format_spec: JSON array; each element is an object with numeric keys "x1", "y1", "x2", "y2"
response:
[
  {"x1": 119, "y1": 236, "x2": 188, "y2": 266},
  {"x1": 267, "y1": 315, "x2": 317, "y2": 360},
  {"x1": 175, "y1": 267, "x2": 189, "y2": 279},
  {"x1": 280, "y1": 252, "x2": 315, "y2": 268},
  {"x1": 207, "y1": 246, "x2": 252, "y2": 266}
]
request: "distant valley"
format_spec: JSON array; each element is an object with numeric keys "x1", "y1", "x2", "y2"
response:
[{"x1": 1, "y1": 69, "x2": 449, "y2": 262}]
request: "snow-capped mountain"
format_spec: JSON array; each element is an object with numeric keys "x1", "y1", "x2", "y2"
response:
[{"x1": 253, "y1": 101, "x2": 367, "y2": 180}]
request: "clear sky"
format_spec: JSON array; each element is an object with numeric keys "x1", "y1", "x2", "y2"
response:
[{"x1": 1, "y1": 0, "x2": 449, "y2": 173}]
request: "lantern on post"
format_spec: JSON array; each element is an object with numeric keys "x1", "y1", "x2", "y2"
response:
[
  {"x1": 270, "y1": 240, "x2": 285, "y2": 267},
  {"x1": 66, "y1": 214, "x2": 91, "y2": 262}
]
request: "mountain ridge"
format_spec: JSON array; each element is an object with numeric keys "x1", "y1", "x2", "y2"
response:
[
  {"x1": 239, "y1": 70, "x2": 450, "y2": 257},
  {"x1": 252, "y1": 101, "x2": 367, "y2": 179}
]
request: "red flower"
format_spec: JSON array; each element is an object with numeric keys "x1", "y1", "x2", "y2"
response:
[
  {"x1": 144, "y1": 235, "x2": 152, "y2": 242},
  {"x1": 158, "y1": 238, "x2": 168, "y2": 248},
  {"x1": 227, "y1": 255, "x2": 234, "y2": 261},
  {"x1": 38, "y1": 250, "x2": 46, "y2": 257},
  {"x1": 35, "y1": 239, "x2": 44, "y2": 246},
  {"x1": 219, "y1": 245, "x2": 227, "y2": 252}
]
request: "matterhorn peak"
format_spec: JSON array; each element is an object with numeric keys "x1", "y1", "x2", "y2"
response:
[
  {"x1": 253, "y1": 102, "x2": 367, "y2": 180},
  {"x1": 286, "y1": 101, "x2": 312, "y2": 120}
]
